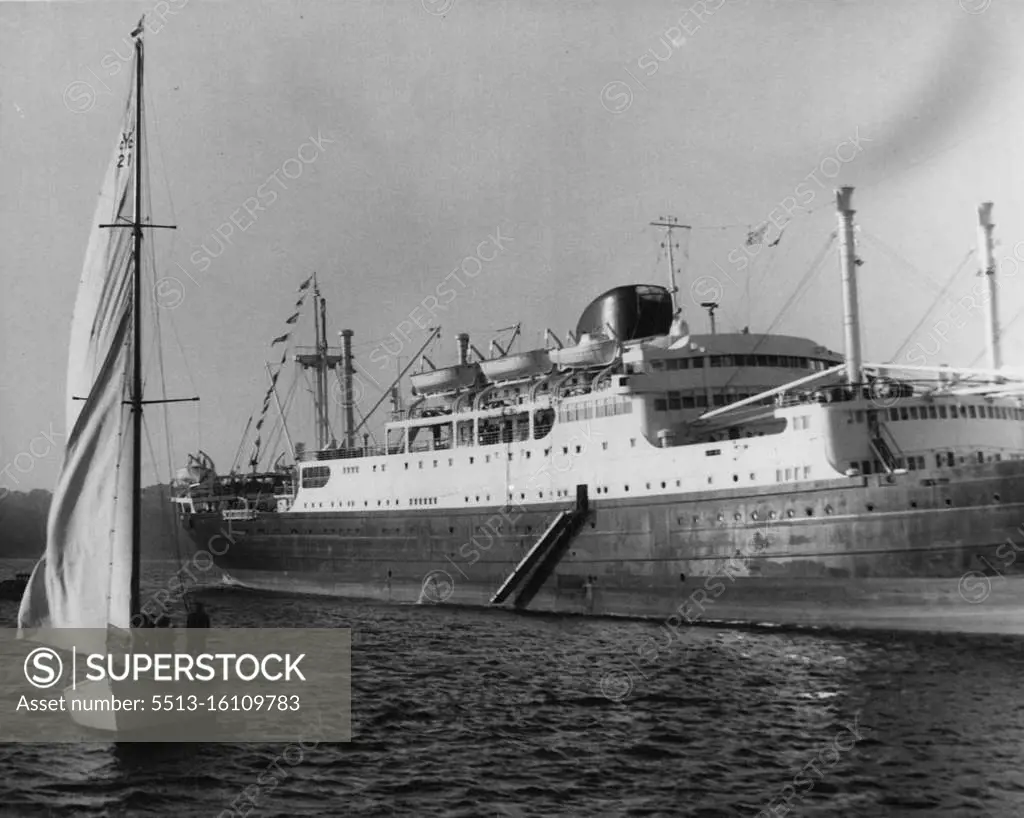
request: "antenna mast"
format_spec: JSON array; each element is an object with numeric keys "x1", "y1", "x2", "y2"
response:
[{"x1": 650, "y1": 217, "x2": 692, "y2": 315}]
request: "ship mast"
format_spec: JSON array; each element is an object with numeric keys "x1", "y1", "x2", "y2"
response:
[
  {"x1": 977, "y1": 202, "x2": 1001, "y2": 375},
  {"x1": 836, "y1": 187, "x2": 863, "y2": 386},
  {"x1": 650, "y1": 217, "x2": 691, "y2": 316},
  {"x1": 296, "y1": 272, "x2": 343, "y2": 449}
]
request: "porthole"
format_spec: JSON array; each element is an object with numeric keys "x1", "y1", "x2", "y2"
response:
[
  {"x1": 751, "y1": 511, "x2": 759, "y2": 521},
  {"x1": 945, "y1": 498, "x2": 952, "y2": 507},
  {"x1": 769, "y1": 511, "x2": 777, "y2": 520},
  {"x1": 866, "y1": 503, "x2": 874, "y2": 512},
  {"x1": 734, "y1": 513, "x2": 741, "y2": 521},
  {"x1": 717, "y1": 513, "x2": 724, "y2": 522},
  {"x1": 910, "y1": 501, "x2": 917, "y2": 509},
  {"x1": 994, "y1": 493, "x2": 1001, "y2": 502},
  {"x1": 786, "y1": 510, "x2": 794, "y2": 518},
  {"x1": 824, "y1": 505, "x2": 833, "y2": 515},
  {"x1": 805, "y1": 508, "x2": 814, "y2": 517},
  {"x1": 679, "y1": 572, "x2": 686, "y2": 582}
]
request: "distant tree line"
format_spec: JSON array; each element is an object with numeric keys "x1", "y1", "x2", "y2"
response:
[{"x1": 0, "y1": 485, "x2": 187, "y2": 558}]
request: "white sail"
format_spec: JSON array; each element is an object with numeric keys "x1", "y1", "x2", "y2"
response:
[{"x1": 18, "y1": 77, "x2": 138, "y2": 638}]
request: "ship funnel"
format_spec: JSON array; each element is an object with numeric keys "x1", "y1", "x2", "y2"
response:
[
  {"x1": 836, "y1": 187, "x2": 863, "y2": 386},
  {"x1": 456, "y1": 333, "x2": 470, "y2": 365},
  {"x1": 977, "y1": 202, "x2": 1001, "y2": 373}
]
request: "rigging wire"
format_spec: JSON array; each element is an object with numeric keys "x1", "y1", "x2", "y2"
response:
[
  {"x1": 859, "y1": 231, "x2": 957, "y2": 303},
  {"x1": 890, "y1": 248, "x2": 975, "y2": 362},
  {"x1": 716, "y1": 232, "x2": 837, "y2": 396}
]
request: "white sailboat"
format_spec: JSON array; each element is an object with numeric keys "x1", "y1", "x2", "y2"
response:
[{"x1": 17, "y1": 20, "x2": 196, "y2": 735}]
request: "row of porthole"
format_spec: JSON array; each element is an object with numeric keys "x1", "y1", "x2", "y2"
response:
[
  {"x1": 693, "y1": 493, "x2": 994, "y2": 521},
  {"x1": 703, "y1": 506, "x2": 833, "y2": 523}
]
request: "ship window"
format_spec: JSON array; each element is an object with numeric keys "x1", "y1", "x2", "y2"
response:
[
  {"x1": 691, "y1": 357, "x2": 704, "y2": 368},
  {"x1": 909, "y1": 407, "x2": 918, "y2": 420},
  {"x1": 861, "y1": 461, "x2": 871, "y2": 475},
  {"x1": 776, "y1": 470, "x2": 782, "y2": 482},
  {"x1": 900, "y1": 407, "x2": 909, "y2": 421},
  {"x1": 651, "y1": 360, "x2": 665, "y2": 371},
  {"x1": 682, "y1": 395, "x2": 695, "y2": 409},
  {"x1": 679, "y1": 358, "x2": 690, "y2": 369},
  {"x1": 419, "y1": 461, "x2": 424, "y2": 469},
  {"x1": 978, "y1": 452, "x2": 985, "y2": 463},
  {"x1": 300, "y1": 466, "x2": 330, "y2": 489},
  {"x1": 695, "y1": 395, "x2": 707, "y2": 407},
  {"x1": 969, "y1": 406, "x2": 977, "y2": 418},
  {"x1": 630, "y1": 439, "x2": 636, "y2": 447},
  {"x1": 854, "y1": 410, "x2": 863, "y2": 423},
  {"x1": 654, "y1": 398, "x2": 668, "y2": 412},
  {"x1": 888, "y1": 408, "x2": 898, "y2": 421},
  {"x1": 533, "y1": 408, "x2": 555, "y2": 440},
  {"x1": 785, "y1": 468, "x2": 792, "y2": 480},
  {"x1": 668, "y1": 392, "x2": 682, "y2": 410},
  {"x1": 713, "y1": 394, "x2": 727, "y2": 407},
  {"x1": 939, "y1": 406, "x2": 947, "y2": 419},
  {"x1": 707, "y1": 449, "x2": 721, "y2": 456},
  {"x1": 928, "y1": 406, "x2": 937, "y2": 419}
]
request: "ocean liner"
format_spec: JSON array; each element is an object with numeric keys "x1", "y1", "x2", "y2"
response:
[{"x1": 174, "y1": 189, "x2": 1024, "y2": 634}]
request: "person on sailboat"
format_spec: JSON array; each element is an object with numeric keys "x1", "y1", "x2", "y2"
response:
[
  {"x1": 186, "y1": 602, "x2": 211, "y2": 655},
  {"x1": 187, "y1": 601, "x2": 210, "y2": 628}
]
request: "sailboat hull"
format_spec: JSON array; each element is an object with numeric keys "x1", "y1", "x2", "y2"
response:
[
  {"x1": 184, "y1": 460, "x2": 1024, "y2": 635},
  {"x1": 64, "y1": 679, "x2": 214, "y2": 737}
]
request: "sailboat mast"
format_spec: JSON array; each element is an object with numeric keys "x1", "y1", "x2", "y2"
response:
[{"x1": 130, "y1": 34, "x2": 144, "y2": 620}]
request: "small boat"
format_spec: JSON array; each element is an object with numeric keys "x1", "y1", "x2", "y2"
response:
[
  {"x1": 17, "y1": 19, "x2": 206, "y2": 738},
  {"x1": 549, "y1": 334, "x2": 619, "y2": 369},
  {"x1": 479, "y1": 349, "x2": 552, "y2": 383},
  {"x1": 410, "y1": 363, "x2": 481, "y2": 395},
  {"x1": 0, "y1": 573, "x2": 29, "y2": 601}
]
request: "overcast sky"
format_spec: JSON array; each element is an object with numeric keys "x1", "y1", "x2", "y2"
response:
[{"x1": 3, "y1": 0, "x2": 1023, "y2": 490}]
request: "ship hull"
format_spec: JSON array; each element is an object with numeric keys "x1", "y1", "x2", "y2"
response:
[{"x1": 181, "y1": 460, "x2": 1024, "y2": 635}]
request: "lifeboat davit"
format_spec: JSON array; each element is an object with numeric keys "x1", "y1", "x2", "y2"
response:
[
  {"x1": 410, "y1": 363, "x2": 481, "y2": 395},
  {"x1": 549, "y1": 334, "x2": 619, "y2": 369},
  {"x1": 479, "y1": 349, "x2": 552, "y2": 383}
]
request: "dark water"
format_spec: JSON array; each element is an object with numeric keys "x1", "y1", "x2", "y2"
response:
[{"x1": 2, "y1": 560, "x2": 1024, "y2": 817}]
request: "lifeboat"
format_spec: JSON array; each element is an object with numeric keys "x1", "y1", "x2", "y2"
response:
[
  {"x1": 479, "y1": 349, "x2": 552, "y2": 383},
  {"x1": 410, "y1": 363, "x2": 481, "y2": 395},
  {"x1": 549, "y1": 334, "x2": 619, "y2": 369}
]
